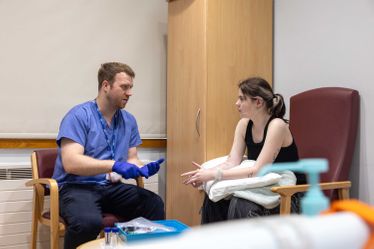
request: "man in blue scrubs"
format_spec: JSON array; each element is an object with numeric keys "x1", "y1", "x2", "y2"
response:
[{"x1": 52, "y1": 62, "x2": 165, "y2": 249}]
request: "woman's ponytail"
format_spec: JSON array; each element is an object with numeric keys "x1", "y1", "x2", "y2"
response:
[
  {"x1": 268, "y1": 93, "x2": 285, "y2": 119},
  {"x1": 238, "y1": 77, "x2": 287, "y2": 120}
]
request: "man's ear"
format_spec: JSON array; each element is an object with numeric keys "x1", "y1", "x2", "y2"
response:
[{"x1": 102, "y1": 80, "x2": 110, "y2": 92}]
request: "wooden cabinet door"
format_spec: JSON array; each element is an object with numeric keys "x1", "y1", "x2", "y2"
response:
[
  {"x1": 166, "y1": 0, "x2": 273, "y2": 226},
  {"x1": 205, "y1": 0, "x2": 273, "y2": 159},
  {"x1": 166, "y1": 0, "x2": 207, "y2": 226}
]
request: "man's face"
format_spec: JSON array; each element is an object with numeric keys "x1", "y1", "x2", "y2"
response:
[{"x1": 107, "y1": 72, "x2": 133, "y2": 109}]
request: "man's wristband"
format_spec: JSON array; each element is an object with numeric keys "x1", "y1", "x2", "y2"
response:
[{"x1": 215, "y1": 168, "x2": 223, "y2": 181}]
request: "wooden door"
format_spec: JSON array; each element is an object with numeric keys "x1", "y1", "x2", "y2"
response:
[
  {"x1": 166, "y1": 0, "x2": 207, "y2": 226},
  {"x1": 166, "y1": 0, "x2": 273, "y2": 226},
  {"x1": 206, "y1": 0, "x2": 273, "y2": 159}
]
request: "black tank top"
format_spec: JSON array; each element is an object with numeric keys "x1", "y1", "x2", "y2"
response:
[{"x1": 245, "y1": 117, "x2": 306, "y2": 184}]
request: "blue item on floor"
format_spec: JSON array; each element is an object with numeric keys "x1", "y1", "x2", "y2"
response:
[{"x1": 116, "y1": 219, "x2": 189, "y2": 242}]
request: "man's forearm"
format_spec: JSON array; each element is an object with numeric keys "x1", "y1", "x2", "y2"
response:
[
  {"x1": 63, "y1": 154, "x2": 114, "y2": 176},
  {"x1": 127, "y1": 158, "x2": 144, "y2": 167}
]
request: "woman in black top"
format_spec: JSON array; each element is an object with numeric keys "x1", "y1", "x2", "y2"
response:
[{"x1": 182, "y1": 77, "x2": 305, "y2": 223}]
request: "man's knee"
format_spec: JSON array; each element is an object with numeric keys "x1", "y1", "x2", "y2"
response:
[
  {"x1": 153, "y1": 194, "x2": 164, "y2": 207},
  {"x1": 152, "y1": 194, "x2": 165, "y2": 214},
  {"x1": 63, "y1": 215, "x2": 102, "y2": 249},
  {"x1": 144, "y1": 193, "x2": 165, "y2": 219},
  {"x1": 67, "y1": 214, "x2": 102, "y2": 236}
]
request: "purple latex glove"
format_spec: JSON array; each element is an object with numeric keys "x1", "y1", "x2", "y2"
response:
[
  {"x1": 112, "y1": 161, "x2": 140, "y2": 179},
  {"x1": 138, "y1": 158, "x2": 165, "y2": 178}
]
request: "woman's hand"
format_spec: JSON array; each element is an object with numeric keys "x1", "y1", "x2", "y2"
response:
[
  {"x1": 181, "y1": 162, "x2": 216, "y2": 188},
  {"x1": 248, "y1": 165, "x2": 260, "y2": 177}
]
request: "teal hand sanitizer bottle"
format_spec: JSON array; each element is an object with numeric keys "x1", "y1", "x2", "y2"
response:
[{"x1": 258, "y1": 158, "x2": 329, "y2": 216}]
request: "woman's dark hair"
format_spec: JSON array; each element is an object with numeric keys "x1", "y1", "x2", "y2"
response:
[{"x1": 238, "y1": 77, "x2": 286, "y2": 119}]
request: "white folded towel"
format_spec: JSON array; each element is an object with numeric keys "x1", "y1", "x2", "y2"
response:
[
  {"x1": 233, "y1": 170, "x2": 296, "y2": 209},
  {"x1": 201, "y1": 156, "x2": 296, "y2": 208}
]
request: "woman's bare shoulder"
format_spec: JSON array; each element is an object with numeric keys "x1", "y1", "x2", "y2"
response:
[
  {"x1": 235, "y1": 118, "x2": 250, "y2": 136},
  {"x1": 238, "y1": 118, "x2": 250, "y2": 127},
  {"x1": 268, "y1": 118, "x2": 288, "y2": 131}
]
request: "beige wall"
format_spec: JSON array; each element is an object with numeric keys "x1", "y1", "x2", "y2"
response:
[
  {"x1": 0, "y1": 0, "x2": 167, "y2": 139},
  {"x1": 274, "y1": 0, "x2": 374, "y2": 204}
]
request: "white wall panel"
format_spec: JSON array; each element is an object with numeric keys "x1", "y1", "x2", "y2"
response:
[
  {"x1": 0, "y1": 0, "x2": 167, "y2": 139},
  {"x1": 274, "y1": 0, "x2": 374, "y2": 204}
]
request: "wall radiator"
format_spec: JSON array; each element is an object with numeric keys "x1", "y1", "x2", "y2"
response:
[{"x1": 0, "y1": 157, "x2": 159, "y2": 249}]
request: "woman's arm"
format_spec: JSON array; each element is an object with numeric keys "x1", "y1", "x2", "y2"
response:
[
  {"x1": 183, "y1": 118, "x2": 291, "y2": 185},
  {"x1": 217, "y1": 118, "x2": 289, "y2": 180},
  {"x1": 218, "y1": 118, "x2": 248, "y2": 169},
  {"x1": 182, "y1": 119, "x2": 248, "y2": 185}
]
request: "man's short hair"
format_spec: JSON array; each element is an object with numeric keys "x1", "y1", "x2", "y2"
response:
[{"x1": 97, "y1": 62, "x2": 135, "y2": 90}]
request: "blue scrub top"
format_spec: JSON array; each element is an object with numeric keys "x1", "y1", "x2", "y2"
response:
[{"x1": 52, "y1": 101, "x2": 142, "y2": 185}]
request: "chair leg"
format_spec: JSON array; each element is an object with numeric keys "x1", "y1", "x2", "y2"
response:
[
  {"x1": 50, "y1": 199, "x2": 60, "y2": 248},
  {"x1": 50, "y1": 226, "x2": 59, "y2": 249},
  {"x1": 338, "y1": 188, "x2": 350, "y2": 200},
  {"x1": 50, "y1": 213, "x2": 60, "y2": 249},
  {"x1": 279, "y1": 195, "x2": 292, "y2": 215},
  {"x1": 30, "y1": 193, "x2": 39, "y2": 249}
]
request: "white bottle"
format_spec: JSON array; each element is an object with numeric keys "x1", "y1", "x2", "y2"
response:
[
  {"x1": 111, "y1": 227, "x2": 120, "y2": 248},
  {"x1": 103, "y1": 227, "x2": 111, "y2": 249}
]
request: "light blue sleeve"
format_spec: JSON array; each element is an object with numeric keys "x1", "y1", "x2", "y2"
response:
[
  {"x1": 56, "y1": 106, "x2": 88, "y2": 147},
  {"x1": 127, "y1": 112, "x2": 142, "y2": 148}
]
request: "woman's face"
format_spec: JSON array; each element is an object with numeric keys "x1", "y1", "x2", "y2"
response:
[{"x1": 235, "y1": 89, "x2": 257, "y2": 118}]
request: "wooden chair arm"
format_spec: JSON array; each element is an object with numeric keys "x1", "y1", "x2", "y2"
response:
[
  {"x1": 271, "y1": 181, "x2": 351, "y2": 215},
  {"x1": 26, "y1": 178, "x2": 58, "y2": 188},
  {"x1": 26, "y1": 178, "x2": 59, "y2": 197},
  {"x1": 25, "y1": 178, "x2": 61, "y2": 229},
  {"x1": 136, "y1": 176, "x2": 145, "y2": 188},
  {"x1": 272, "y1": 181, "x2": 351, "y2": 197}
]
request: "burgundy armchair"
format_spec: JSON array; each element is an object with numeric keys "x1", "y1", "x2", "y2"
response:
[{"x1": 271, "y1": 87, "x2": 359, "y2": 214}]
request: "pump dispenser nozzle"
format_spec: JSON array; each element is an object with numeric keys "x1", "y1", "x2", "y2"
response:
[{"x1": 258, "y1": 158, "x2": 329, "y2": 216}]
